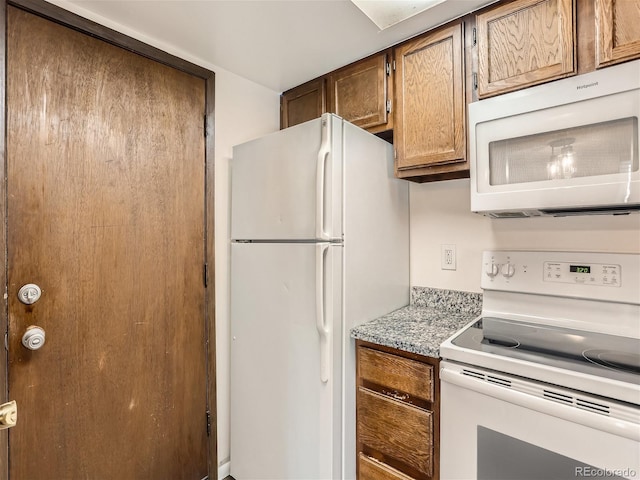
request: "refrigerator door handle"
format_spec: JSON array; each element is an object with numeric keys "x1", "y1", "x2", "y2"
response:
[
  {"x1": 316, "y1": 242, "x2": 331, "y2": 383},
  {"x1": 316, "y1": 118, "x2": 331, "y2": 241}
]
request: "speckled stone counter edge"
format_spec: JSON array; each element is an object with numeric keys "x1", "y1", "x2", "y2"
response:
[
  {"x1": 411, "y1": 286, "x2": 482, "y2": 315},
  {"x1": 350, "y1": 287, "x2": 482, "y2": 358}
]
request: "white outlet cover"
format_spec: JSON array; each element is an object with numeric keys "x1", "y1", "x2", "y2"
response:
[{"x1": 441, "y1": 244, "x2": 456, "y2": 270}]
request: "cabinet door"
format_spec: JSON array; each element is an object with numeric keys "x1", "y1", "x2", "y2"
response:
[
  {"x1": 394, "y1": 22, "x2": 465, "y2": 173},
  {"x1": 328, "y1": 51, "x2": 392, "y2": 133},
  {"x1": 476, "y1": 0, "x2": 575, "y2": 98},
  {"x1": 595, "y1": 0, "x2": 640, "y2": 67},
  {"x1": 281, "y1": 77, "x2": 326, "y2": 129}
]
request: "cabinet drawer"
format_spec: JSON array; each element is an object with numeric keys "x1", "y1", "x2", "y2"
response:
[
  {"x1": 358, "y1": 347, "x2": 433, "y2": 402},
  {"x1": 358, "y1": 388, "x2": 433, "y2": 477},
  {"x1": 359, "y1": 453, "x2": 414, "y2": 480}
]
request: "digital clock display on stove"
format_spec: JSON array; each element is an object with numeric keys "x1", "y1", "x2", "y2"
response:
[{"x1": 570, "y1": 265, "x2": 591, "y2": 274}]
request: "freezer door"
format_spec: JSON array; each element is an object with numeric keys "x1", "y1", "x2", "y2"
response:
[
  {"x1": 230, "y1": 242, "x2": 342, "y2": 480},
  {"x1": 231, "y1": 114, "x2": 343, "y2": 241}
]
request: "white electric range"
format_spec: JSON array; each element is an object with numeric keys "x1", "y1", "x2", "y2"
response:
[{"x1": 440, "y1": 250, "x2": 640, "y2": 480}]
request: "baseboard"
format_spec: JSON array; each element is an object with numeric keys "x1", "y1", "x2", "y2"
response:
[{"x1": 218, "y1": 460, "x2": 230, "y2": 480}]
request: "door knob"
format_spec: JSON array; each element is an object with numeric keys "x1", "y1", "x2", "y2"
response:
[
  {"x1": 22, "y1": 326, "x2": 46, "y2": 350},
  {"x1": 0, "y1": 401, "x2": 17, "y2": 430}
]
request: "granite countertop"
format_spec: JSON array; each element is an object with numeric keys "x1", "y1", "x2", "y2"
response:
[{"x1": 350, "y1": 287, "x2": 482, "y2": 358}]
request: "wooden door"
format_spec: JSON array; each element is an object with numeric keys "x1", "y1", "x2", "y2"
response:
[
  {"x1": 6, "y1": 6, "x2": 209, "y2": 479},
  {"x1": 328, "y1": 51, "x2": 392, "y2": 133},
  {"x1": 476, "y1": 0, "x2": 575, "y2": 98},
  {"x1": 595, "y1": 0, "x2": 640, "y2": 67},
  {"x1": 280, "y1": 77, "x2": 326, "y2": 129},
  {"x1": 394, "y1": 22, "x2": 466, "y2": 174}
]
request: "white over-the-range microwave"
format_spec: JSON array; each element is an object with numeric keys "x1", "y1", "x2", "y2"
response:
[{"x1": 470, "y1": 60, "x2": 639, "y2": 218}]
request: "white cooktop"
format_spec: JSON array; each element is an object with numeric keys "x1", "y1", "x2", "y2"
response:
[{"x1": 440, "y1": 250, "x2": 640, "y2": 405}]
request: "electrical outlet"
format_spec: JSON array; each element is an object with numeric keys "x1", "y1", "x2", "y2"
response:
[{"x1": 441, "y1": 244, "x2": 456, "y2": 270}]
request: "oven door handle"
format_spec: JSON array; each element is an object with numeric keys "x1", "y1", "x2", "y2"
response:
[{"x1": 440, "y1": 365, "x2": 640, "y2": 442}]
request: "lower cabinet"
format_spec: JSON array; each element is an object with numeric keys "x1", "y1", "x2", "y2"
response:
[{"x1": 356, "y1": 341, "x2": 440, "y2": 480}]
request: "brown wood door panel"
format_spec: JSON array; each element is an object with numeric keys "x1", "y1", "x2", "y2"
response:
[
  {"x1": 7, "y1": 6, "x2": 208, "y2": 479},
  {"x1": 476, "y1": 0, "x2": 576, "y2": 98},
  {"x1": 394, "y1": 22, "x2": 466, "y2": 171},
  {"x1": 595, "y1": 0, "x2": 640, "y2": 67}
]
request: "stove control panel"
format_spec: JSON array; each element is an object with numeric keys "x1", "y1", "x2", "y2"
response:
[
  {"x1": 543, "y1": 261, "x2": 620, "y2": 287},
  {"x1": 481, "y1": 251, "x2": 639, "y2": 304}
]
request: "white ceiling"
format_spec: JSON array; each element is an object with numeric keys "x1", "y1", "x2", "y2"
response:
[{"x1": 49, "y1": 0, "x2": 495, "y2": 93}]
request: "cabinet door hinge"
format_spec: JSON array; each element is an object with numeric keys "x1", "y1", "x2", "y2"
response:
[
  {"x1": 473, "y1": 73, "x2": 478, "y2": 90},
  {"x1": 473, "y1": 27, "x2": 477, "y2": 46},
  {"x1": 386, "y1": 62, "x2": 391, "y2": 76},
  {"x1": 206, "y1": 410, "x2": 211, "y2": 436},
  {"x1": 386, "y1": 99, "x2": 392, "y2": 113},
  {"x1": 204, "y1": 115, "x2": 208, "y2": 137},
  {"x1": 203, "y1": 263, "x2": 209, "y2": 288},
  {"x1": 392, "y1": 60, "x2": 396, "y2": 71}
]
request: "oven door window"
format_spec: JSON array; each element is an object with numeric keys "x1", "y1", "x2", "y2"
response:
[{"x1": 478, "y1": 427, "x2": 628, "y2": 480}]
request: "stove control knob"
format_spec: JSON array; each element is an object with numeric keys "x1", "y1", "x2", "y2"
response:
[
  {"x1": 485, "y1": 263, "x2": 499, "y2": 278},
  {"x1": 501, "y1": 263, "x2": 516, "y2": 278}
]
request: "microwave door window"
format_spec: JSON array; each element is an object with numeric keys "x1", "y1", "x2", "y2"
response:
[{"x1": 488, "y1": 117, "x2": 639, "y2": 186}]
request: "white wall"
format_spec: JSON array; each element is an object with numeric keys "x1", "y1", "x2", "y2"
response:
[
  {"x1": 410, "y1": 179, "x2": 640, "y2": 293},
  {"x1": 213, "y1": 73, "x2": 280, "y2": 472}
]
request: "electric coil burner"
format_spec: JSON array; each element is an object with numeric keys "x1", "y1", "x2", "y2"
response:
[{"x1": 440, "y1": 251, "x2": 640, "y2": 480}]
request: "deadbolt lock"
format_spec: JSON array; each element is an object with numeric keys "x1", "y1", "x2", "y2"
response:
[
  {"x1": 18, "y1": 284, "x2": 42, "y2": 305},
  {"x1": 0, "y1": 400, "x2": 17, "y2": 430}
]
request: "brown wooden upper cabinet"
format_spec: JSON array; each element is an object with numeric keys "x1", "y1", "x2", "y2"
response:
[
  {"x1": 595, "y1": 0, "x2": 640, "y2": 68},
  {"x1": 328, "y1": 51, "x2": 393, "y2": 133},
  {"x1": 476, "y1": 0, "x2": 576, "y2": 98},
  {"x1": 280, "y1": 77, "x2": 326, "y2": 129},
  {"x1": 394, "y1": 22, "x2": 466, "y2": 180}
]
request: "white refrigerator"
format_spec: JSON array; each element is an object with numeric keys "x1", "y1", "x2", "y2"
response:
[{"x1": 229, "y1": 114, "x2": 409, "y2": 480}]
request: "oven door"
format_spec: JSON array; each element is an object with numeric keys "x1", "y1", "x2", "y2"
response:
[{"x1": 440, "y1": 361, "x2": 640, "y2": 480}]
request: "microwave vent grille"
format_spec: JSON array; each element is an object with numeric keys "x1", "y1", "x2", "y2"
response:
[
  {"x1": 484, "y1": 205, "x2": 640, "y2": 218},
  {"x1": 539, "y1": 205, "x2": 640, "y2": 217}
]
